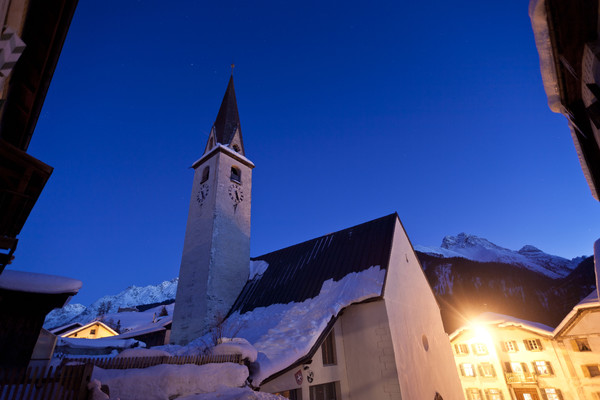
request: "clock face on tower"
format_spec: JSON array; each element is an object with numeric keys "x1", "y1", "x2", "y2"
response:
[
  {"x1": 196, "y1": 183, "x2": 210, "y2": 207},
  {"x1": 228, "y1": 183, "x2": 244, "y2": 204}
]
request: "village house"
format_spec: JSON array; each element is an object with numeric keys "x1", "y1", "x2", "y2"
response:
[
  {"x1": 553, "y1": 291, "x2": 600, "y2": 400},
  {"x1": 170, "y1": 76, "x2": 465, "y2": 399},
  {"x1": 450, "y1": 290, "x2": 600, "y2": 400},
  {"x1": 59, "y1": 320, "x2": 118, "y2": 339}
]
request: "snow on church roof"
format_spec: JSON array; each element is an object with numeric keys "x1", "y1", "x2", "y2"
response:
[
  {"x1": 231, "y1": 213, "x2": 396, "y2": 314},
  {"x1": 221, "y1": 214, "x2": 396, "y2": 385}
]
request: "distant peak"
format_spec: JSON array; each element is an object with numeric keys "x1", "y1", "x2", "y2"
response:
[
  {"x1": 441, "y1": 233, "x2": 492, "y2": 249},
  {"x1": 518, "y1": 245, "x2": 542, "y2": 253}
]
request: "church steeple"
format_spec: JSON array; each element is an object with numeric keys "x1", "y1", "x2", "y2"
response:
[
  {"x1": 171, "y1": 75, "x2": 254, "y2": 345},
  {"x1": 205, "y1": 75, "x2": 245, "y2": 155}
]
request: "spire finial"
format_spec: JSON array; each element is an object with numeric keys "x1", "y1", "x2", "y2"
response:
[{"x1": 231, "y1": 63, "x2": 235, "y2": 75}]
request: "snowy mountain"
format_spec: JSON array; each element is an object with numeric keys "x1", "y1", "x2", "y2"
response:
[
  {"x1": 415, "y1": 233, "x2": 584, "y2": 279},
  {"x1": 44, "y1": 278, "x2": 178, "y2": 329}
]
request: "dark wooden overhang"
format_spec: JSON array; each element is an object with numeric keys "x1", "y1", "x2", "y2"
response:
[
  {"x1": 0, "y1": 0, "x2": 78, "y2": 271},
  {"x1": 543, "y1": 0, "x2": 600, "y2": 200}
]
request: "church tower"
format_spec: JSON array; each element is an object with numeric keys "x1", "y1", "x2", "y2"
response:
[{"x1": 171, "y1": 76, "x2": 253, "y2": 345}]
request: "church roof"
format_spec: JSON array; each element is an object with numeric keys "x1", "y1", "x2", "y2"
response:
[
  {"x1": 230, "y1": 213, "x2": 397, "y2": 315},
  {"x1": 212, "y1": 75, "x2": 241, "y2": 148}
]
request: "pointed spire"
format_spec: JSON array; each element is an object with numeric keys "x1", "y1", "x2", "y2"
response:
[{"x1": 211, "y1": 75, "x2": 243, "y2": 152}]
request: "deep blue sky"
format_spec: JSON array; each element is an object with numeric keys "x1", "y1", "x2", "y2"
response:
[{"x1": 11, "y1": 0, "x2": 599, "y2": 305}]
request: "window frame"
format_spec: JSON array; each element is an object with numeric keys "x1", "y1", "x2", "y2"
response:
[
  {"x1": 543, "y1": 388, "x2": 563, "y2": 400},
  {"x1": 309, "y1": 381, "x2": 339, "y2": 400},
  {"x1": 200, "y1": 166, "x2": 210, "y2": 183},
  {"x1": 230, "y1": 166, "x2": 242, "y2": 183},
  {"x1": 479, "y1": 362, "x2": 496, "y2": 378},
  {"x1": 466, "y1": 388, "x2": 483, "y2": 400},
  {"x1": 461, "y1": 363, "x2": 476, "y2": 377},
  {"x1": 524, "y1": 338, "x2": 543, "y2": 351},
  {"x1": 583, "y1": 364, "x2": 600, "y2": 378},
  {"x1": 321, "y1": 329, "x2": 337, "y2": 366},
  {"x1": 454, "y1": 343, "x2": 470, "y2": 356},
  {"x1": 502, "y1": 340, "x2": 518, "y2": 352},
  {"x1": 484, "y1": 388, "x2": 503, "y2": 400},
  {"x1": 472, "y1": 343, "x2": 488, "y2": 355},
  {"x1": 533, "y1": 360, "x2": 553, "y2": 376}
]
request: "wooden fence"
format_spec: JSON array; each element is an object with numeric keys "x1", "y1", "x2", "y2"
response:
[
  {"x1": 61, "y1": 353, "x2": 242, "y2": 370},
  {"x1": 0, "y1": 363, "x2": 93, "y2": 400}
]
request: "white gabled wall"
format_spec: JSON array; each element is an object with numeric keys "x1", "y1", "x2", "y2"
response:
[{"x1": 383, "y1": 218, "x2": 464, "y2": 400}]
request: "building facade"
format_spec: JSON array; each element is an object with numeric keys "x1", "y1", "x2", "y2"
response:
[{"x1": 451, "y1": 293, "x2": 600, "y2": 400}]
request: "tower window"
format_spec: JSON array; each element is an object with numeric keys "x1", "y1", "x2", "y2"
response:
[
  {"x1": 232, "y1": 144, "x2": 240, "y2": 152},
  {"x1": 231, "y1": 166, "x2": 241, "y2": 183},
  {"x1": 201, "y1": 166, "x2": 210, "y2": 183}
]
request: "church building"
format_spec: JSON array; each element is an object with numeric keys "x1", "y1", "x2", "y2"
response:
[{"x1": 171, "y1": 76, "x2": 464, "y2": 400}]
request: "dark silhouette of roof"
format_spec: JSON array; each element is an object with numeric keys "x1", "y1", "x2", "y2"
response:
[
  {"x1": 212, "y1": 75, "x2": 242, "y2": 150},
  {"x1": 230, "y1": 213, "x2": 397, "y2": 315}
]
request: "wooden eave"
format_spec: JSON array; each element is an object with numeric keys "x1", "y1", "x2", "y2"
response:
[
  {"x1": 544, "y1": 0, "x2": 600, "y2": 200},
  {"x1": 0, "y1": 0, "x2": 79, "y2": 151}
]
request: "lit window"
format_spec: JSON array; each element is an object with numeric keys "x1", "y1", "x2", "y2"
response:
[
  {"x1": 472, "y1": 343, "x2": 488, "y2": 355},
  {"x1": 230, "y1": 166, "x2": 241, "y2": 182},
  {"x1": 201, "y1": 166, "x2": 210, "y2": 183},
  {"x1": 502, "y1": 340, "x2": 518, "y2": 352},
  {"x1": 309, "y1": 382, "x2": 338, "y2": 400},
  {"x1": 544, "y1": 389, "x2": 562, "y2": 400},
  {"x1": 485, "y1": 389, "x2": 503, "y2": 400},
  {"x1": 322, "y1": 329, "x2": 337, "y2": 366},
  {"x1": 534, "y1": 361, "x2": 552, "y2": 375},
  {"x1": 524, "y1": 338, "x2": 543, "y2": 351},
  {"x1": 461, "y1": 363, "x2": 476, "y2": 377},
  {"x1": 583, "y1": 365, "x2": 600, "y2": 377},
  {"x1": 454, "y1": 343, "x2": 469, "y2": 355},
  {"x1": 276, "y1": 389, "x2": 301, "y2": 400},
  {"x1": 479, "y1": 362, "x2": 496, "y2": 377},
  {"x1": 574, "y1": 338, "x2": 592, "y2": 352},
  {"x1": 466, "y1": 388, "x2": 482, "y2": 400}
]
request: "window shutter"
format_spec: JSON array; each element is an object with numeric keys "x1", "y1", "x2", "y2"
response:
[
  {"x1": 504, "y1": 362, "x2": 512, "y2": 372},
  {"x1": 540, "y1": 391, "x2": 548, "y2": 400},
  {"x1": 500, "y1": 341, "x2": 507, "y2": 352},
  {"x1": 571, "y1": 340, "x2": 580, "y2": 351},
  {"x1": 472, "y1": 344, "x2": 478, "y2": 354},
  {"x1": 491, "y1": 365, "x2": 496, "y2": 377},
  {"x1": 556, "y1": 389, "x2": 563, "y2": 400},
  {"x1": 547, "y1": 362, "x2": 554, "y2": 375},
  {"x1": 478, "y1": 364, "x2": 483, "y2": 376},
  {"x1": 521, "y1": 363, "x2": 529, "y2": 373},
  {"x1": 582, "y1": 365, "x2": 591, "y2": 378},
  {"x1": 523, "y1": 340, "x2": 531, "y2": 350},
  {"x1": 536, "y1": 339, "x2": 544, "y2": 350},
  {"x1": 531, "y1": 362, "x2": 538, "y2": 374},
  {"x1": 460, "y1": 364, "x2": 466, "y2": 376}
]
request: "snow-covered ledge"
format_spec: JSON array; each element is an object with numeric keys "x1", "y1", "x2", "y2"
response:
[
  {"x1": 191, "y1": 144, "x2": 255, "y2": 169},
  {"x1": 0, "y1": 269, "x2": 82, "y2": 295}
]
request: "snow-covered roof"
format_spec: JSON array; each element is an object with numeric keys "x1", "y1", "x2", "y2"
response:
[
  {"x1": 192, "y1": 144, "x2": 254, "y2": 169},
  {"x1": 450, "y1": 311, "x2": 553, "y2": 340},
  {"x1": 554, "y1": 290, "x2": 600, "y2": 336},
  {"x1": 202, "y1": 214, "x2": 398, "y2": 385},
  {"x1": 529, "y1": 0, "x2": 562, "y2": 113},
  {"x1": 231, "y1": 214, "x2": 395, "y2": 314},
  {"x1": 61, "y1": 320, "x2": 119, "y2": 337},
  {"x1": 0, "y1": 269, "x2": 82, "y2": 295},
  {"x1": 49, "y1": 322, "x2": 83, "y2": 335}
]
